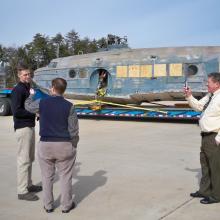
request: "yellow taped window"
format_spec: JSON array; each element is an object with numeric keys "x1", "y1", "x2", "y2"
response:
[
  {"x1": 169, "y1": 63, "x2": 182, "y2": 76},
  {"x1": 154, "y1": 64, "x2": 167, "y2": 77},
  {"x1": 128, "y1": 65, "x2": 140, "y2": 77},
  {"x1": 116, "y1": 66, "x2": 127, "y2": 77},
  {"x1": 140, "y1": 65, "x2": 152, "y2": 78}
]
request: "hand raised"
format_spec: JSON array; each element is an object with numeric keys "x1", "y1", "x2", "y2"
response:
[
  {"x1": 29, "y1": 88, "x2": 35, "y2": 95},
  {"x1": 183, "y1": 86, "x2": 192, "y2": 97}
]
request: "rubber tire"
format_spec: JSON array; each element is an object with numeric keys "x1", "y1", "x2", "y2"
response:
[{"x1": 0, "y1": 98, "x2": 11, "y2": 116}]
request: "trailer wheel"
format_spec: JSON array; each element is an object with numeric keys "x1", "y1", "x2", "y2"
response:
[{"x1": 0, "y1": 98, "x2": 11, "y2": 116}]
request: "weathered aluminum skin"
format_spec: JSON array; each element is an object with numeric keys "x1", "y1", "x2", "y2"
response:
[{"x1": 34, "y1": 46, "x2": 220, "y2": 104}]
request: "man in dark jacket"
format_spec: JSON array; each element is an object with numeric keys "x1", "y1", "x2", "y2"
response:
[
  {"x1": 11, "y1": 62, "x2": 42, "y2": 201},
  {"x1": 25, "y1": 77, "x2": 79, "y2": 213}
]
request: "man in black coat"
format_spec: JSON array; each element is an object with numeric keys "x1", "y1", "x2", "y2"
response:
[{"x1": 11, "y1": 62, "x2": 42, "y2": 201}]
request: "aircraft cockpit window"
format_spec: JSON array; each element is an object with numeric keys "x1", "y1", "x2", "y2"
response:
[
  {"x1": 69, "y1": 69, "x2": 77, "y2": 78},
  {"x1": 48, "y1": 62, "x2": 57, "y2": 68}
]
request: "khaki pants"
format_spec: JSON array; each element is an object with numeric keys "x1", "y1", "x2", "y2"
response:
[
  {"x1": 15, "y1": 127, "x2": 35, "y2": 194},
  {"x1": 38, "y1": 141, "x2": 76, "y2": 210},
  {"x1": 199, "y1": 133, "x2": 220, "y2": 200}
]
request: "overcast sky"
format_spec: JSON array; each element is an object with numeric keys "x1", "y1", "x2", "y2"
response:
[{"x1": 1, "y1": 0, "x2": 220, "y2": 49}]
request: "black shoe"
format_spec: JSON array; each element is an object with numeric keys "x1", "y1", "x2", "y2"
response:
[
  {"x1": 190, "y1": 191, "x2": 205, "y2": 198},
  {"x1": 44, "y1": 206, "x2": 54, "y2": 213},
  {"x1": 200, "y1": 196, "x2": 219, "y2": 204},
  {"x1": 62, "y1": 202, "x2": 76, "y2": 213},
  {"x1": 18, "y1": 192, "x2": 39, "y2": 201},
  {"x1": 27, "y1": 185, "x2": 42, "y2": 193}
]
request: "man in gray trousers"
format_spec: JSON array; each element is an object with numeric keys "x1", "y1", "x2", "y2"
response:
[{"x1": 25, "y1": 78, "x2": 79, "y2": 213}]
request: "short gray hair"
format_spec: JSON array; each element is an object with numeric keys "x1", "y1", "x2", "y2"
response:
[{"x1": 208, "y1": 72, "x2": 220, "y2": 83}]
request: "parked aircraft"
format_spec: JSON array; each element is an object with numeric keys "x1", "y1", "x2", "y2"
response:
[{"x1": 33, "y1": 38, "x2": 220, "y2": 104}]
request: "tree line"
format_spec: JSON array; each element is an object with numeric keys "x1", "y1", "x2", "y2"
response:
[{"x1": 0, "y1": 30, "x2": 111, "y2": 84}]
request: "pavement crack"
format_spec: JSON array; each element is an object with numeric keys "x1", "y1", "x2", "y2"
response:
[{"x1": 158, "y1": 197, "x2": 194, "y2": 220}]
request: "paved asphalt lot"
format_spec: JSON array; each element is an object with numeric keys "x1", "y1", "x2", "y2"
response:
[{"x1": 0, "y1": 116, "x2": 220, "y2": 220}]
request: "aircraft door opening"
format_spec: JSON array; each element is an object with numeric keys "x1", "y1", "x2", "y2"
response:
[{"x1": 90, "y1": 69, "x2": 110, "y2": 96}]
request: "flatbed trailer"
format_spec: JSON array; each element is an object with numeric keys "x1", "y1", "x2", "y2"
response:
[
  {"x1": 75, "y1": 106, "x2": 200, "y2": 123},
  {"x1": 0, "y1": 88, "x2": 201, "y2": 122},
  {"x1": 0, "y1": 88, "x2": 13, "y2": 116}
]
